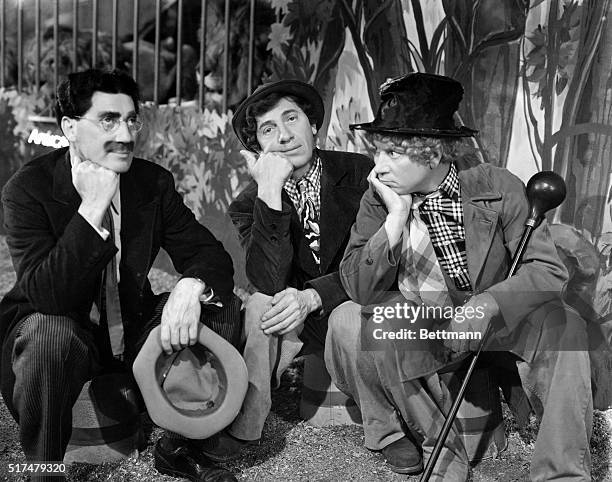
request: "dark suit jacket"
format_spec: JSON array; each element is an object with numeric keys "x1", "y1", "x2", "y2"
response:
[
  {"x1": 228, "y1": 149, "x2": 373, "y2": 319},
  {"x1": 0, "y1": 147, "x2": 234, "y2": 352}
]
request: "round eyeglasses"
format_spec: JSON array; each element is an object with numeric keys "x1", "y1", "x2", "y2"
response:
[{"x1": 74, "y1": 116, "x2": 143, "y2": 134}]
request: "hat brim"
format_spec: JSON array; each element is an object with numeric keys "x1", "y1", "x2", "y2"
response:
[
  {"x1": 232, "y1": 80, "x2": 325, "y2": 149},
  {"x1": 349, "y1": 122, "x2": 478, "y2": 138},
  {"x1": 133, "y1": 324, "x2": 248, "y2": 439}
]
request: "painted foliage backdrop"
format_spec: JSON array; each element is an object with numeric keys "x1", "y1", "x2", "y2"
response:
[
  {"x1": 1, "y1": 0, "x2": 611, "y2": 382},
  {"x1": 262, "y1": 0, "x2": 612, "y2": 403},
  {"x1": 260, "y1": 0, "x2": 610, "y2": 338}
]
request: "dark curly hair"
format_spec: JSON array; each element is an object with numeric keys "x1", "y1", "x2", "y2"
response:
[
  {"x1": 241, "y1": 92, "x2": 317, "y2": 151},
  {"x1": 55, "y1": 68, "x2": 140, "y2": 127}
]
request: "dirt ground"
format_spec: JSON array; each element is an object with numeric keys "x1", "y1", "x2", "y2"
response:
[{"x1": 0, "y1": 236, "x2": 610, "y2": 481}]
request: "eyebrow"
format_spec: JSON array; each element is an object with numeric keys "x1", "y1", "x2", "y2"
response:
[
  {"x1": 257, "y1": 109, "x2": 299, "y2": 130},
  {"x1": 95, "y1": 110, "x2": 137, "y2": 119},
  {"x1": 372, "y1": 140, "x2": 394, "y2": 149},
  {"x1": 373, "y1": 141, "x2": 408, "y2": 154}
]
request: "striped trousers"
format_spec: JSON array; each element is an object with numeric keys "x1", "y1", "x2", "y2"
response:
[{"x1": 0, "y1": 293, "x2": 242, "y2": 475}]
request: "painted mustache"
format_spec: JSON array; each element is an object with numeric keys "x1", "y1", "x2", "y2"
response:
[{"x1": 105, "y1": 142, "x2": 134, "y2": 154}]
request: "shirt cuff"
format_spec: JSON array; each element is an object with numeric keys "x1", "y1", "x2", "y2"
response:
[{"x1": 81, "y1": 214, "x2": 110, "y2": 240}]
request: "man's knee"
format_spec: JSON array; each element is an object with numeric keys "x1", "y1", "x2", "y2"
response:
[
  {"x1": 13, "y1": 313, "x2": 89, "y2": 368},
  {"x1": 243, "y1": 292, "x2": 273, "y2": 337},
  {"x1": 534, "y1": 300, "x2": 589, "y2": 351},
  {"x1": 523, "y1": 301, "x2": 592, "y2": 395},
  {"x1": 327, "y1": 301, "x2": 362, "y2": 349},
  {"x1": 200, "y1": 293, "x2": 244, "y2": 348}
]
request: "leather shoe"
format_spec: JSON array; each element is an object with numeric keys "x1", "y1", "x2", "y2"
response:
[
  {"x1": 381, "y1": 437, "x2": 423, "y2": 475},
  {"x1": 154, "y1": 435, "x2": 237, "y2": 481},
  {"x1": 198, "y1": 430, "x2": 260, "y2": 462}
]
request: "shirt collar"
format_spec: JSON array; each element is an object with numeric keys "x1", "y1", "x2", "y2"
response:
[
  {"x1": 413, "y1": 162, "x2": 460, "y2": 210},
  {"x1": 285, "y1": 153, "x2": 321, "y2": 190},
  {"x1": 435, "y1": 162, "x2": 460, "y2": 201}
]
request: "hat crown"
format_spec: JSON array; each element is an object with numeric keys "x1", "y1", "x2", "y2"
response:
[
  {"x1": 160, "y1": 345, "x2": 224, "y2": 413},
  {"x1": 350, "y1": 73, "x2": 477, "y2": 137},
  {"x1": 375, "y1": 73, "x2": 463, "y2": 132}
]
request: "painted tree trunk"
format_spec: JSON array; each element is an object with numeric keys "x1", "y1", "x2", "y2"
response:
[
  {"x1": 316, "y1": 0, "x2": 412, "y2": 134},
  {"x1": 360, "y1": 0, "x2": 412, "y2": 110},
  {"x1": 442, "y1": 0, "x2": 527, "y2": 167},
  {"x1": 558, "y1": 0, "x2": 612, "y2": 240},
  {"x1": 313, "y1": 2, "x2": 346, "y2": 140}
]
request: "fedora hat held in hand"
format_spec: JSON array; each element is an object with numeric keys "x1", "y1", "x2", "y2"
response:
[{"x1": 133, "y1": 323, "x2": 248, "y2": 439}]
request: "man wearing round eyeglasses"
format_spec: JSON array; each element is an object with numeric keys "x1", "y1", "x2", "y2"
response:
[{"x1": 0, "y1": 69, "x2": 241, "y2": 481}]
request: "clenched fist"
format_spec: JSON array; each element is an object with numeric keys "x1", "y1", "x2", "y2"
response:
[
  {"x1": 72, "y1": 155, "x2": 119, "y2": 230},
  {"x1": 242, "y1": 149, "x2": 294, "y2": 188},
  {"x1": 241, "y1": 149, "x2": 293, "y2": 210}
]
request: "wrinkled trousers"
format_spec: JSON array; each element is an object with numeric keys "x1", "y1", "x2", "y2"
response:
[
  {"x1": 325, "y1": 300, "x2": 593, "y2": 482},
  {"x1": 229, "y1": 292, "x2": 327, "y2": 440}
]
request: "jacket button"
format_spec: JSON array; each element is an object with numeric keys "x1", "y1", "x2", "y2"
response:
[
  {"x1": 365, "y1": 258, "x2": 373, "y2": 265},
  {"x1": 270, "y1": 223, "x2": 277, "y2": 230},
  {"x1": 271, "y1": 235, "x2": 278, "y2": 243}
]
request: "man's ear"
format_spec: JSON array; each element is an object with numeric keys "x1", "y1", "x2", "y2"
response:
[
  {"x1": 429, "y1": 150, "x2": 442, "y2": 170},
  {"x1": 61, "y1": 116, "x2": 77, "y2": 142}
]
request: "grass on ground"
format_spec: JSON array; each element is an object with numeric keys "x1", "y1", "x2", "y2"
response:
[{"x1": 0, "y1": 237, "x2": 609, "y2": 481}]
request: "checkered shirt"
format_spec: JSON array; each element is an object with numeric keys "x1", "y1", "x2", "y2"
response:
[
  {"x1": 417, "y1": 162, "x2": 472, "y2": 291},
  {"x1": 284, "y1": 155, "x2": 322, "y2": 265}
]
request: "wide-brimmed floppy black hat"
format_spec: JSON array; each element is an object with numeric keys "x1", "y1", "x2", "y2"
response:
[
  {"x1": 350, "y1": 73, "x2": 477, "y2": 137},
  {"x1": 133, "y1": 323, "x2": 248, "y2": 439},
  {"x1": 232, "y1": 79, "x2": 325, "y2": 149}
]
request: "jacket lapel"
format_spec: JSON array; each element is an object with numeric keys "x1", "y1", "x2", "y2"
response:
[
  {"x1": 318, "y1": 154, "x2": 364, "y2": 274},
  {"x1": 52, "y1": 150, "x2": 81, "y2": 211},
  {"x1": 459, "y1": 168, "x2": 501, "y2": 289}
]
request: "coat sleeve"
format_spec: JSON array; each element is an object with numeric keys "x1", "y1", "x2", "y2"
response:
[
  {"x1": 340, "y1": 186, "x2": 403, "y2": 306},
  {"x1": 2, "y1": 179, "x2": 116, "y2": 314},
  {"x1": 304, "y1": 272, "x2": 348, "y2": 317},
  {"x1": 484, "y1": 168, "x2": 569, "y2": 330},
  {"x1": 157, "y1": 168, "x2": 234, "y2": 301},
  {"x1": 228, "y1": 186, "x2": 295, "y2": 295}
]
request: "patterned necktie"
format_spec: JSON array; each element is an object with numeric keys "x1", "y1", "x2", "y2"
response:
[
  {"x1": 297, "y1": 181, "x2": 320, "y2": 265},
  {"x1": 91, "y1": 209, "x2": 125, "y2": 357},
  {"x1": 398, "y1": 194, "x2": 452, "y2": 308}
]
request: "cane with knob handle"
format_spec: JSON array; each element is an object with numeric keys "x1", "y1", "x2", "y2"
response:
[{"x1": 419, "y1": 171, "x2": 567, "y2": 481}]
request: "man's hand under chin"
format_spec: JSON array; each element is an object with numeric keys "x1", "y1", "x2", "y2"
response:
[
  {"x1": 72, "y1": 155, "x2": 119, "y2": 230},
  {"x1": 260, "y1": 287, "x2": 322, "y2": 336},
  {"x1": 160, "y1": 278, "x2": 206, "y2": 354},
  {"x1": 241, "y1": 149, "x2": 294, "y2": 211}
]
